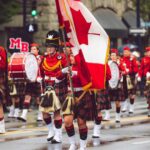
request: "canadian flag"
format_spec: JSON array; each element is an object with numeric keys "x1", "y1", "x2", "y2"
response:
[{"x1": 55, "y1": 0, "x2": 110, "y2": 89}]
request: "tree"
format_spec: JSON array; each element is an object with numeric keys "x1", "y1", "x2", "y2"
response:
[
  {"x1": 117, "y1": 0, "x2": 150, "y2": 21},
  {"x1": 131, "y1": 0, "x2": 150, "y2": 21},
  {"x1": 0, "y1": 0, "x2": 20, "y2": 24}
]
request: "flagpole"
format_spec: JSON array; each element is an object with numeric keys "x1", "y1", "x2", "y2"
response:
[{"x1": 60, "y1": 27, "x2": 75, "y2": 99}]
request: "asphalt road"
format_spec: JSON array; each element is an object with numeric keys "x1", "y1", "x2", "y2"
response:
[{"x1": 0, "y1": 96, "x2": 150, "y2": 150}]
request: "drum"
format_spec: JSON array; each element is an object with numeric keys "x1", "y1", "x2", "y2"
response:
[
  {"x1": 9, "y1": 52, "x2": 38, "y2": 82},
  {"x1": 108, "y1": 61, "x2": 120, "y2": 89}
]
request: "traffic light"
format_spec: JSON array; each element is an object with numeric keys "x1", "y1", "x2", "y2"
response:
[{"x1": 31, "y1": 0, "x2": 37, "y2": 17}]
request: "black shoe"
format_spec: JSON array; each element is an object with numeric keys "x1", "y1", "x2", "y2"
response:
[
  {"x1": 129, "y1": 111, "x2": 133, "y2": 114},
  {"x1": 115, "y1": 120, "x2": 120, "y2": 123},
  {"x1": 17, "y1": 117, "x2": 26, "y2": 122},
  {"x1": 37, "y1": 119, "x2": 43, "y2": 122},
  {"x1": 92, "y1": 135, "x2": 100, "y2": 138},
  {"x1": 51, "y1": 139, "x2": 61, "y2": 144},
  {"x1": 47, "y1": 136, "x2": 54, "y2": 141}
]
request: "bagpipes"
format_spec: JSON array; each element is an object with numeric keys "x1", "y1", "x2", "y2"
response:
[{"x1": 122, "y1": 63, "x2": 134, "y2": 90}]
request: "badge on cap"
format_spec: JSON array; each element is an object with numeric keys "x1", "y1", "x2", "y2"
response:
[
  {"x1": 47, "y1": 34, "x2": 54, "y2": 40},
  {"x1": 57, "y1": 55, "x2": 62, "y2": 60}
]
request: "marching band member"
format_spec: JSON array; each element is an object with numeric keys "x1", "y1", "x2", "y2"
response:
[
  {"x1": 100, "y1": 64, "x2": 112, "y2": 121},
  {"x1": 92, "y1": 63, "x2": 111, "y2": 144},
  {"x1": 0, "y1": 46, "x2": 7, "y2": 133},
  {"x1": 62, "y1": 53, "x2": 94, "y2": 150},
  {"x1": 137, "y1": 46, "x2": 150, "y2": 116},
  {"x1": 108, "y1": 48, "x2": 125, "y2": 123},
  {"x1": 120, "y1": 46, "x2": 139, "y2": 114},
  {"x1": 40, "y1": 30, "x2": 68, "y2": 143},
  {"x1": 18, "y1": 43, "x2": 43, "y2": 122}
]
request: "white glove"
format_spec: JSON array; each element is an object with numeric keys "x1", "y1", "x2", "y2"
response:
[
  {"x1": 146, "y1": 72, "x2": 150, "y2": 79},
  {"x1": 126, "y1": 68, "x2": 129, "y2": 73},
  {"x1": 44, "y1": 76, "x2": 49, "y2": 80},
  {"x1": 62, "y1": 67, "x2": 69, "y2": 74},
  {"x1": 37, "y1": 77, "x2": 42, "y2": 83},
  {"x1": 135, "y1": 73, "x2": 139, "y2": 78},
  {"x1": 137, "y1": 76, "x2": 141, "y2": 82},
  {"x1": 71, "y1": 71, "x2": 77, "y2": 77},
  {"x1": 120, "y1": 76, "x2": 123, "y2": 82},
  {"x1": 55, "y1": 78, "x2": 61, "y2": 83}
]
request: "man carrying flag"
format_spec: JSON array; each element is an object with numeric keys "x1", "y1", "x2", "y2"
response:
[{"x1": 55, "y1": 0, "x2": 110, "y2": 149}]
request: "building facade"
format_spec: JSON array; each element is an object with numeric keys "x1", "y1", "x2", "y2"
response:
[{"x1": 0, "y1": 0, "x2": 139, "y2": 52}]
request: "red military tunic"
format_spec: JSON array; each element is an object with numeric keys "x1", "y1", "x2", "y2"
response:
[
  {"x1": 0, "y1": 46, "x2": 7, "y2": 102},
  {"x1": 119, "y1": 56, "x2": 138, "y2": 75},
  {"x1": 138, "y1": 56, "x2": 150, "y2": 78},
  {"x1": 0, "y1": 46, "x2": 7, "y2": 72},
  {"x1": 42, "y1": 52, "x2": 67, "y2": 85}
]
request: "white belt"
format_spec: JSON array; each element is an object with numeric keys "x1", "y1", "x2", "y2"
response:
[
  {"x1": 45, "y1": 76, "x2": 63, "y2": 83},
  {"x1": 45, "y1": 76, "x2": 56, "y2": 81},
  {"x1": 68, "y1": 87, "x2": 82, "y2": 92}
]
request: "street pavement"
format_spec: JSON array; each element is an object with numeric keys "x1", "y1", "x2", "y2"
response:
[{"x1": 0, "y1": 96, "x2": 150, "y2": 150}]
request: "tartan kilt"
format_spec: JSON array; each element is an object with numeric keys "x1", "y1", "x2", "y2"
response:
[
  {"x1": 143, "y1": 77, "x2": 150, "y2": 100},
  {"x1": 54, "y1": 78, "x2": 68, "y2": 105},
  {"x1": 96, "y1": 89, "x2": 112, "y2": 111},
  {"x1": 9, "y1": 81, "x2": 26, "y2": 97},
  {"x1": 0, "y1": 74, "x2": 5, "y2": 103},
  {"x1": 25, "y1": 82, "x2": 42, "y2": 97},
  {"x1": 146, "y1": 85, "x2": 150, "y2": 109},
  {"x1": 108, "y1": 88, "x2": 125, "y2": 102},
  {"x1": 146, "y1": 85, "x2": 150, "y2": 99},
  {"x1": 123, "y1": 75, "x2": 136, "y2": 98},
  {"x1": 73, "y1": 91, "x2": 95, "y2": 121},
  {"x1": 0, "y1": 87, "x2": 4, "y2": 103}
]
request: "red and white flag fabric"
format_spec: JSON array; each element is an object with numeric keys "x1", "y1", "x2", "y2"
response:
[{"x1": 55, "y1": 0, "x2": 110, "y2": 89}]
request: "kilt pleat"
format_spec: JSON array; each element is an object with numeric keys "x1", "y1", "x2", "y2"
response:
[
  {"x1": 54, "y1": 78, "x2": 68, "y2": 104},
  {"x1": 96, "y1": 89, "x2": 112, "y2": 111},
  {"x1": 108, "y1": 88, "x2": 125, "y2": 102},
  {"x1": 73, "y1": 91, "x2": 95, "y2": 121},
  {"x1": 25, "y1": 82, "x2": 42, "y2": 97}
]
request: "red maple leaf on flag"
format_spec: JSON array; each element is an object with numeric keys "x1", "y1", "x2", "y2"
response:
[
  {"x1": 64, "y1": 20, "x2": 72, "y2": 34},
  {"x1": 70, "y1": 8, "x2": 91, "y2": 45}
]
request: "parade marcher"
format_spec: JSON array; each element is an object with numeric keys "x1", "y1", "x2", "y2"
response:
[
  {"x1": 62, "y1": 53, "x2": 94, "y2": 150},
  {"x1": 8, "y1": 63, "x2": 27, "y2": 119},
  {"x1": 137, "y1": 46, "x2": 150, "y2": 116},
  {"x1": 99, "y1": 64, "x2": 112, "y2": 121},
  {"x1": 18, "y1": 43, "x2": 43, "y2": 122},
  {"x1": 120, "y1": 46, "x2": 139, "y2": 114},
  {"x1": 0, "y1": 46, "x2": 7, "y2": 133},
  {"x1": 39, "y1": 30, "x2": 68, "y2": 143},
  {"x1": 131, "y1": 51, "x2": 141, "y2": 95},
  {"x1": 92, "y1": 63, "x2": 111, "y2": 145},
  {"x1": 108, "y1": 48, "x2": 125, "y2": 123}
]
